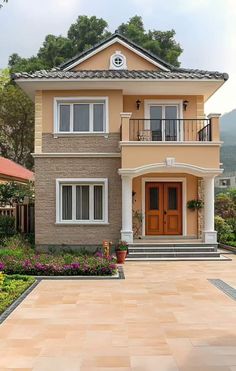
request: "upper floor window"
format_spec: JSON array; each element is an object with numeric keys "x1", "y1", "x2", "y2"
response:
[{"x1": 54, "y1": 97, "x2": 108, "y2": 134}]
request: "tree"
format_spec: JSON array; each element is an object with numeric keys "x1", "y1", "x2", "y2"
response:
[
  {"x1": 9, "y1": 15, "x2": 183, "y2": 72},
  {"x1": 67, "y1": 15, "x2": 111, "y2": 55},
  {"x1": 0, "y1": 0, "x2": 8, "y2": 9},
  {"x1": 117, "y1": 16, "x2": 183, "y2": 67},
  {"x1": 0, "y1": 181, "x2": 34, "y2": 206},
  {"x1": 37, "y1": 35, "x2": 74, "y2": 69},
  {"x1": 0, "y1": 70, "x2": 34, "y2": 169}
]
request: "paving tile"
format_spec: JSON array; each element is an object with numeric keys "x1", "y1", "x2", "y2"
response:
[{"x1": 1, "y1": 258, "x2": 236, "y2": 369}]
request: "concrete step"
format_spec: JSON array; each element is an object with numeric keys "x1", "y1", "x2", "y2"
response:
[
  {"x1": 128, "y1": 251, "x2": 221, "y2": 259},
  {"x1": 130, "y1": 242, "x2": 218, "y2": 248},
  {"x1": 126, "y1": 255, "x2": 230, "y2": 262},
  {"x1": 128, "y1": 246, "x2": 216, "y2": 253}
]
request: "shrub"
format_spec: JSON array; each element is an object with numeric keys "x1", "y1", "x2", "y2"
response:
[
  {"x1": 0, "y1": 252, "x2": 117, "y2": 276},
  {"x1": 215, "y1": 216, "x2": 234, "y2": 243},
  {"x1": 0, "y1": 215, "x2": 15, "y2": 238}
]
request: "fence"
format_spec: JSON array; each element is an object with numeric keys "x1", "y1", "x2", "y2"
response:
[
  {"x1": 15, "y1": 203, "x2": 35, "y2": 234},
  {"x1": 0, "y1": 203, "x2": 35, "y2": 235}
]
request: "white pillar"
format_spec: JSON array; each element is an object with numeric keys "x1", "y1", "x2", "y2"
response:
[
  {"x1": 203, "y1": 176, "x2": 217, "y2": 243},
  {"x1": 121, "y1": 175, "x2": 133, "y2": 243}
]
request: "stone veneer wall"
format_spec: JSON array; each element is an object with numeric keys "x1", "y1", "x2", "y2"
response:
[
  {"x1": 35, "y1": 157, "x2": 121, "y2": 250},
  {"x1": 42, "y1": 133, "x2": 121, "y2": 153}
]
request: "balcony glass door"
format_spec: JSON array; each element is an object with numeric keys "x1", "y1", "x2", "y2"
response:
[{"x1": 148, "y1": 104, "x2": 179, "y2": 141}]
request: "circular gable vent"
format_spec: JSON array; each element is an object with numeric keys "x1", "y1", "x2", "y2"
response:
[{"x1": 110, "y1": 51, "x2": 127, "y2": 70}]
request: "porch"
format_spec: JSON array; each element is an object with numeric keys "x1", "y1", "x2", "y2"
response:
[{"x1": 118, "y1": 170, "x2": 219, "y2": 245}]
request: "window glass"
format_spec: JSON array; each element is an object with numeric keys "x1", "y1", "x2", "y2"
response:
[
  {"x1": 168, "y1": 187, "x2": 178, "y2": 210},
  {"x1": 150, "y1": 106, "x2": 162, "y2": 141},
  {"x1": 76, "y1": 185, "x2": 89, "y2": 220},
  {"x1": 93, "y1": 104, "x2": 104, "y2": 132},
  {"x1": 149, "y1": 187, "x2": 159, "y2": 210},
  {"x1": 59, "y1": 105, "x2": 70, "y2": 131},
  {"x1": 165, "y1": 106, "x2": 177, "y2": 141},
  {"x1": 94, "y1": 185, "x2": 103, "y2": 220},
  {"x1": 62, "y1": 185, "x2": 72, "y2": 220},
  {"x1": 73, "y1": 104, "x2": 89, "y2": 131}
]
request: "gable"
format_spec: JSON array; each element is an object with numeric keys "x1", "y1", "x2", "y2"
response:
[{"x1": 71, "y1": 42, "x2": 161, "y2": 72}]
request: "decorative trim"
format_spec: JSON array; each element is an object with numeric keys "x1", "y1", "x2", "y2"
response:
[
  {"x1": 63, "y1": 37, "x2": 170, "y2": 72},
  {"x1": 56, "y1": 178, "x2": 108, "y2": 225},
  {"x1": 53, "y1": 96, "x2": 109, "y2": 134},
  {"x1": 118, "y1": 162, "x2": 223, "y2": 177},
  {"x1": 120, "y1": 141, "x2": 223, "y2": 146},
  {"x1": 32, "y1": 153, "x2": 121, "y2": 158},
  {"x1": 208, "y1": 113, "x2": 221, "y2": 119},
  {"x1": 141, "y1": 177, "x2": 187, "y2": 237}
]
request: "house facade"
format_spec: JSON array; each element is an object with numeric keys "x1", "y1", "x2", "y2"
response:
[{"x1": 13, "y1": 33, "x2": 228, "y2": 249}]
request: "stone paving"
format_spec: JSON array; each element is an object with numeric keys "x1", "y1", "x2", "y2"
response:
[{"x1": 1, "y1": 256, "x2": 236, "y2": 370}]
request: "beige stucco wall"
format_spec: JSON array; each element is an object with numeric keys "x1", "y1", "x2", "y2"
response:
[
  {"x1": 121, "y1": 145, "x2": 220, "y2": 169},
  {"x1": 132, "y1": 173, "x2": 199, "y2": 237},
  {"x1": 72, "y1": 42, "x2": 159, "y2": 71},
  {"x1": 41, "y1": 89, "x2": 123, "y2": 134}
]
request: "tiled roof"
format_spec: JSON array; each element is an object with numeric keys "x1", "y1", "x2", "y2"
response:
[
  {"x1": 12, "y1": 69, "x2": 228, "y2": 81},
  {"x1": 0, "y1": 157, "x2": 34, "y2": 182}
]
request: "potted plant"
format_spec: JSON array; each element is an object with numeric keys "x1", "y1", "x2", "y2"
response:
[
  {"x1": 187, "y1": 199, "x2": 204, "y2": 211},
  {"x1": 115, "y1": 241, "x2": 128, "y2": 264}
]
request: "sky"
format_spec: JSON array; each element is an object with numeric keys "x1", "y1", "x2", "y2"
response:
[{"x1": 0, "y1": 0, "x2": 235, "y2": 115}]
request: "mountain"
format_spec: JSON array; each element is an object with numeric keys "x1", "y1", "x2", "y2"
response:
[{"x1": 220, "y1": 109, "x2": 236, "y2": 173}]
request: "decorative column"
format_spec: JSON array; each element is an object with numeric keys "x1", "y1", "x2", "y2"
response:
[
  {"x1": 203, "y1": 176, "x2": 217, "y2": 243},
  {"x1": 120, "y1": 112, "x2": 132, "y2": 141},
  {"x1": 207, "y1": 113, "x2": 221, "y2": 142},
  {"x1": 121, "y1": 175, "x2": 133, "y2": 243}
]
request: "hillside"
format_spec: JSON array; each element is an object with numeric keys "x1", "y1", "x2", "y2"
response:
[{"x1": 220, "y1": 109, "x2": 236, "y2": 172}]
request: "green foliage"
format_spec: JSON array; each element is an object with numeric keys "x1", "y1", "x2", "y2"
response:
[
  {"x1": 9, "y1": 15, "x2": 183, "y2": 73},
  {"x1": 0, "y1": 216, "x2": 15, "y2": 237},
  {"x1": 215, "y1": 191, "x2": 236, "y2": 219},
  {"x1": 117, "y1": 16, "x2": 183, "y2": 67},
  {"x1": 67, "y1": 15, "x2": 111, "y2": 56},
  {"x1": 214, "y1": 216, "x2": 234, "y2": 243},
  {"x1": 116, "y1": 241, "x2": 128, "y2": 251},
  {"x1": 0, "y1": 72, "x2": 34, "y2": 169},
  {"x1": 37, "y1": 35, "x2": 74, "y2": 69},
  {"x1": 0, "y1": 275, "x2": 35, "y2": 315},
  {"x1": 0, "y1": 181, "x2": 35, "y2": 206},
  {"x1": 187, "y1": 199, "x2": 204, "y2": 210}
]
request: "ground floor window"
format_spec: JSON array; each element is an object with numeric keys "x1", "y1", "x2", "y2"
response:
[{"x1": 56, "y1": 179, "x2": 108, "y2": 224}]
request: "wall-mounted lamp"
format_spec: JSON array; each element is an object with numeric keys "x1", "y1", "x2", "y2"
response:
[
  {"x1": 136, "y1": 99, "x2": 141, "y2": 110},
  {"x1": 183, "y1": 100, "x2": 189, "y2": 111}
]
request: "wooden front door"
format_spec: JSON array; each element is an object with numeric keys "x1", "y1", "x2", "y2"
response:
[{"x1": 145, "y1": 182, "x2": 182, "y2": 235}]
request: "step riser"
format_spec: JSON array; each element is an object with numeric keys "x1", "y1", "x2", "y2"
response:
[
  {"x1": 129, "y1": 248, "x2": 216, "y2": 253},
  {"x1": 128, "y1": 253, "x2": 220, "y2": 259},
  {"x1": 130, "y1": 244, "x2": 218, "y2": 248}
]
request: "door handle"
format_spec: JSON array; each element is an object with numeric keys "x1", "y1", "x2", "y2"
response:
[{"x1": 164, "y1": 210, "x2": 167, "y2": 215}]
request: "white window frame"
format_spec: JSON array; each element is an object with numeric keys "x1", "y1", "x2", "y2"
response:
[
  {"x1": 54, "y1": 97, "x2": 109, "y2": 134},
  {"x1": 144, "y1": 99, "x2": 183, "y2": 141},
  {"x1": 56, "y1": 178, "x2": 108, "y2": 224}
]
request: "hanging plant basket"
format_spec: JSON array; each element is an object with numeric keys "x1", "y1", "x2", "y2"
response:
[{"x1": 187, "y1": 199, "x2": 204, "y2": 211}]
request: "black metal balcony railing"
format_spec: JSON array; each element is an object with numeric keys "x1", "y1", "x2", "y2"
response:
[{"x1": 128, "y1": 118, "x2": 212, "y2": 142}]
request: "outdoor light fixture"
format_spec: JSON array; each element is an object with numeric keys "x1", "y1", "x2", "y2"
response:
[
  {"x1": 183, "y1": 100, "x2": 189, "y2": 111},
  {"x1": 136, "y1": 99, "x2": 141, "y2": 110}
]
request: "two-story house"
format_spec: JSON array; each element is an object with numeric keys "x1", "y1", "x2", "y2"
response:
[{"x1": 13, "y1": 33, "x2": 228, "y2": 255}]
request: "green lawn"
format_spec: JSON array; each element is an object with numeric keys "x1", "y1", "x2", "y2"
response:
[{"x1": 0, "y1": 274, "x2": 35, "y2": 315}]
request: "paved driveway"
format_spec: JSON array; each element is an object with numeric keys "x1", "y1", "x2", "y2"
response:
[{"x1": 1, "y1": 257, "x2": 236, "y2": 370}]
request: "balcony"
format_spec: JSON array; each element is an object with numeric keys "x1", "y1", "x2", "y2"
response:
[
  {"x1": 128, "y1": 118, "x2": 211, "y2": 142},
  {"x1": 120, "y1": 113, "x2": 221, "y2": 171}
]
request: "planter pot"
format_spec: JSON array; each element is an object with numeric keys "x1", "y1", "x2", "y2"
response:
[{"x1": 116, "y1": 250, "x2": 127, "y2": 264}]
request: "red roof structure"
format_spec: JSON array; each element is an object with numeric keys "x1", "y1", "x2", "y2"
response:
[{"x1": 0, "y1": 157, "x2": 34, "y2": 183}]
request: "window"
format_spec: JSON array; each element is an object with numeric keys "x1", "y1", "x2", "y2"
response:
[
  {"x1": 55, "y1": 98, "x2": 108, "y2": 133},
  {"x1": 57, "y1": 179, "x2": 108, "y2": 224}
]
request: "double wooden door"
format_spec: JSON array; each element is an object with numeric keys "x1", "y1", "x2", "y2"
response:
[{"x1": 145, "y1": 182, "x2": 182, "y2": 235}]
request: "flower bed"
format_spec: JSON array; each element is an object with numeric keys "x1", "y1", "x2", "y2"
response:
[
  {"x1": 0, "y1": 273, "x2": 35, "y2": 315},
  {"x1": 0, "y1": 251, "x2": 117, "y2": 276}
]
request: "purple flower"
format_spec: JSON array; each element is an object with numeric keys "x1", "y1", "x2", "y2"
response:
[{"x1": 0, "y1": 262, "x2": 5, "y2": 271}]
